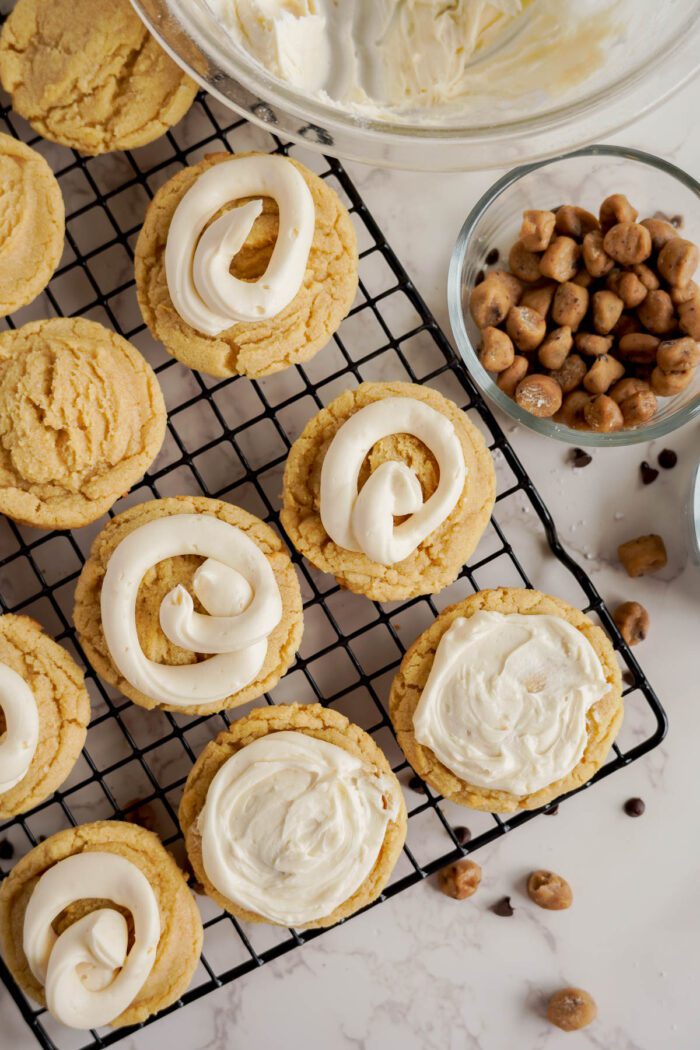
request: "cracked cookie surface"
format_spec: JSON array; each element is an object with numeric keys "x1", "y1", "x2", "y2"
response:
[
  {"x1": 73, "y1": 496, "x2": 304, "y2": 715},
  {"x1": 280, "y1": 381, "x2": 497, "y2": 601},
  {"x1": 389, "y1": 587, "x2": 624, "y2": 813},
  {"x1": 179, "y1": 702, "x2": 407, "y2": 928},
  {"x1": 0, "y1": 614, "x2": 90, "y2": 820},
  {"x1": 0, "y1": 133, "x2": 64, "y2": 317},
  {"x1": 135, "y1": 151, "x2": 358, "y2": 379},
  {"x1": 0, "y1": 820, "x2": 203, "y2": 1028},
  {"x1": 0, "y1": 317, "x2": 166, "y2": 529},
  {"x1": 0, "y1": 0, "x2": 198, "y2": 155}
]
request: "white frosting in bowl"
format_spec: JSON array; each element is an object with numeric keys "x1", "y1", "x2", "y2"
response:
[
  {"x1": 413, "y1": 611, "x2": 609, "y2": 796},
  {"x1": 197, "y1": 730, "x2": 399, "y2": 926}
]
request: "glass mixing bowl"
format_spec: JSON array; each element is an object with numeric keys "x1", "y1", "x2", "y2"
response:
[
  {"x1": 448, "y1": 145, "x2": 700, "y2": 447},
  {"x1": 130, "y1": 0, "x2": 700, "y2": 171}
]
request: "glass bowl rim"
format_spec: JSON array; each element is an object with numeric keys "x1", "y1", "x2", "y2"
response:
[{"x1": 447, "y1": 143, "x2": 700, "y2": 447}]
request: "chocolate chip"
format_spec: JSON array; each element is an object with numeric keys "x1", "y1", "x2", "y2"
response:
[
  {"x1": 569, "y1": 448, "x2": 592, "y2": 468},
  {"x1": 640, "y1": 461, "x2": 659, "y2": 485},
  {"x1": 624, "y1": 797, "x2": 645, "y2": 817},
  {"x1": 485, "y1": 247, "x2": 500, "y2": 266},
  {"x1": 544, "y1": 804, "x2": 559, "y2": 816},
  {"x1": 491, "y1": 896, "x2": 514, "y2": 917},
  {"x1": 0, "y1": 838, "x2": 14, "y2": 860},
  {"x1": 454, "y1": 825, "x2": 472, "y2": 846},
  {"x1": 658, "y1": 449, "x2": 678, "y2": 470},
  {"x1": 622, "y1": 670, "x2": 635, "y2": 687},
  {"x1": 671, "y1": 214, "x2": 684, "y2": 229},
  {"x1": 409, "y1": 774, "x2": 426, "y2": 794},
  {"x1": 474, "y1": 269, "x2": 486, "y2": 286}
]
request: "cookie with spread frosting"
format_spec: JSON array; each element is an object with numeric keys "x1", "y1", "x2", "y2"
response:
[
  {"x1": 280, "y1": 380, "x2": 496, "y2": 602},
  {"x1": 0, "y1": 614, "x2": 90, "y2": 820},
  {"x1": 0, "y1": 820, "x2": 203, "y2": 1029},
  {"x1": 179, "y1": 703, "x2": 407, "y2": 929},
  {"x1": 0, "y1": 0, "x2": 198, "y2": 155},
  {"x1": 0, "y1": 134, "x2": 65, "y2": 317},
  {"x1": 0, "y1": 318, "x2": 166, "y2": 529},
  {"x1": 390, "y1": 587, "x2": 624, "y2": 813},
  {"x1": 74, "y1": 496, "x2": 303, "y2": 716},
  {"x1": 134, "y1": 151, "x2": 358, "y2": 379}
]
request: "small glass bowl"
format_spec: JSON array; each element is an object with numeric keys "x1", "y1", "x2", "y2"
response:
[{"x1": 448, "y1": 145, "x2": 700, "y2": 446}]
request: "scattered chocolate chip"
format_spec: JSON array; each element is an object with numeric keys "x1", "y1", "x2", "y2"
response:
[
  {"x1": 569, "y1": 447, "x2": 592, "y2": 468},
  {"x1": 485, "y1": 247, "x2": 500, "y2": 266},
  {"x1": 0, "y1": 838, "x2": 14, "y2": 860},
  {"x1": 671, "y1": 214, "x2": 684, "y2": 228},
  {"x1": 658, "y1": 449, "x2": 678, "y2": 470},
  {"x1": 622, "y1": 670, "x2": 635, "y2": 687},
  {"x1": 409, "y1": 774, "x2": 426, "y2": 794},
  {"x1": 491, "y1": 896, "x2": 514, "y2": 917},
  {"x1": 474, "y1": 269, "x2": 486, "y2": 286},
  {"x1": 640, "y1": 461, "x2": 659, "y2": 485},
  {"x1": 624, "y1": 797, "x2": 645, "y2": 817},
  {"x1": 454, "y1": 825, "x2": 472, "y2": 846},
  {"x1": 544, "y1": 804, "x2": 559, "y2": 816}
]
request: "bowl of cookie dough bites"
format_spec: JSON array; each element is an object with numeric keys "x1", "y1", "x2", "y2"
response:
[{"x1": 449, "y1": 145, "x2": 700, "y2": 446}]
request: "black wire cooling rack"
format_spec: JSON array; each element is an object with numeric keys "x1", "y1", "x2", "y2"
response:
[{"x1": 0, "y1": 71, "x2": 667, "y2": 1050}]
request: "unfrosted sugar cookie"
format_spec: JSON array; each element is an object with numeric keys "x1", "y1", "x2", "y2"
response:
[
  {"x1": 179, "y1": 703, "x2": 407, "y2": 929},
  {"x1": 281, "y1": 381, "x2": 496, "y2": 601},
  {"x1": 0, "y1": 821, "x2": 203, "y2": 1029},
  {"x1": 0, "y1": 134, "x2": 64, "y2": 317},
  {"x1": 135, "y1": 151, "x2": 358, "y2": 379},
  {"x1": 0, "y1": 318, "x2": 166, "y2": 529},
  {"x1": 389, "y1": 587, "x2": 624, "y2": 813},
  {"x1": 74, "y1": 496, "x2": 303, "y2": 715},
  {"x1": 0, "y1": 0, "x2": 198, "y2": 155},
  {"x1": 0, "y1": 614, "x2": 90, "y2": 820}
]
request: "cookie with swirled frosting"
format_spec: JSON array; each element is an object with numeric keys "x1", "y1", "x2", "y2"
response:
[
  {"x1": 73, "y1": 496, "x2": 303, "y2": 715},
  {"x1": 0, "y1": 134, "x2": 65, "y2": 317},
  {"x1": 0, "y1": 615, "x2": 90, "y2": 820},
  {"x1": 0, "y1": 318, "x2": 166, "y2": 529},
  {"x1": 0, "y1": 821, "x2": 203, "y2": 1029},
  {"x1": 389, "y1": 588, "x2": 624, "y2": 814},
  {"x1": 134, "y1": 151, "x2": 358, "y2": 379},
  {"x1": 179, "y1": 703, "x2": 407, "y2": 928},
  {"x1": 0, "y1": 0, "x2": 197, "y2": 155},
  {"x1": 281, "y1": 381, "x2": 496, "y2": 601}
]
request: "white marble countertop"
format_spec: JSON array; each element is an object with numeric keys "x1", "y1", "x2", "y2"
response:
[{"x1": 2, "y1": 75, "x2": 699, "y2": 1050}]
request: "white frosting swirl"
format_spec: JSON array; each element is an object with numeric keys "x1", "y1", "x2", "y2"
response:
[
  {"x1": 319, "y1": 397, "x2": 466, "y2": 565},
  {"x1": 413, "y1": 611, "x2": 609, "y2": 796},
  {"x1": 100, "y1": 514, "x2": 282, "y2": 706},
  {"x1": 23, "y1": 852, "x2": 160, "y2": 1030},
  {"x1": 198, "y1": 731, "x2": 399, "y2": 926},
  {"x1": 165, "y1": 153, "x2": 315, "y2": 335},
  {"x1": 0, "y1": 662, "x2": 39, "y2": 795}
]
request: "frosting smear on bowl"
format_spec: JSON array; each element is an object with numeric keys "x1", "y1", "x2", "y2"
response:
[{"x1": 205, "y1": 0, "x2": 533, "y2": 111}]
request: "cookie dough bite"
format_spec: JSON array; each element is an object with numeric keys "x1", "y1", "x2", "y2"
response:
[
  {"x1": 0, "y1": 0, "x2": 197, "y2": 155},
  {"x1": 135, "y1": 151, "x2": 358, "y2": 379},
  {"x1": 0, "y1": 318, "x2": 166, "y2": 529},
  {"x1": 0, "y1": 821, "x2": 203, "y2": 1029},
  {"x1": 281, "y1": 381, "x2": 496, "y2": 602},
  {"x1": 179, "y1": 703, "x2": 407, "y2": 929},
  {"x1": 73, "y1": 496, "x2": 303, "y2": 716},
  {"x1": 0, "y1": 615, "x2": 90, "y2": 820},
  {"x1": 389, "y1": 588, "x2": 623, "y2": 814},
  {"x1": 0, "y1": 134, "x2": 64, "y2": 317}
]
